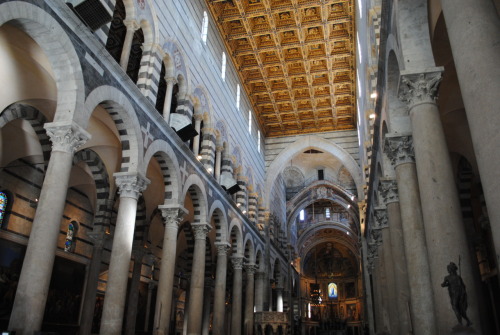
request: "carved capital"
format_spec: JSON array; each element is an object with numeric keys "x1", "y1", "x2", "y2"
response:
[
  {"x1": 165, "y1": 77, "x2": 177, "y2": 86},
  {"x1": 373, "y1": 207, "x2": 389, "y2": 229},
  {"x1": 159, "y1": 204, "x2": 188, "y2": 229},
  {"x1": 244, "y1": 263, "x2": 258, "y2": 275},
  {"x1": 215, "y1": 242, "x2": 230, "y2": 256},
  {"x1": 399, "y1": 71, "x2": 442, "y2": 109},
  {"x1": 384, "y1": 135, "x2": 415, "y2": 166},
  {"x1": 44, "y1": 122, "x2": 90, "y2": 154},
  {"x1": 380, "y1": 179, "x2": 399, "y2": 204},
  {"x1": 123, "y1": 19, "x2": 140, "y2": 31},
  {"x1": 216, "y1": 145, "x2": 224, "y2": 153},
  {"x1": 114, "y1": 172, "x2": 150, "y2": 200},
  {"x1": 192, "y1": 223, "x2": 211, "y2": 240},
  {"x1": 369, "y1": 227, "x2": 382, "y2": 246},
  {"x1": 231, "y1": 256, "x2": 244, "y2": 270},
  {"x1": 367, "y1": 242, "x2": 379, "y2": 259}
]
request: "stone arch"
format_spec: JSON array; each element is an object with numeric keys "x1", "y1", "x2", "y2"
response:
[
  {"x1": 208, "y1": 201, "x2": 229, "y2": 244},
  {"x1": 265, "y1": 135, "x2": 363, "y2": 206},
  {"x1": 163, "y1": 40, "x2": 191, "y2": 97},
  {"x1": 142, "y1": 139, "x2": 182, "y2": 204},
  {"x1": 73, "y1": 148, "x2": 111, "y2": 229},
  {"x1": 243, "y1": 236, "x2": 255, "y2": 263},
  {"x1": 0, "y1": 1, "x2": 85, "y2": 124},
  {"x1": 83, "y1": 85, "x2": 144, "y2": 173},
  {"x1": 182, "y1": 174, "x2": 208, "y2": 225},
  {"x1": 385, "y1": 48, "x2": 409, "y2": 133},
  {"x1": 0, "y1": 103, "x2": 51, "y2": 165},
  {"x1": 229, "y1": 219, "x2": 243, "y2": 256}
]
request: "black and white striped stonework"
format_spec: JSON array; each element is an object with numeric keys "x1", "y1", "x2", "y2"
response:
[
  {"x1": 0, "y1": 103, "x2": 51, "y2": 165},
  {"x1": 73, "y1": 149, "x2": 111, "y2": 229},
  {"x1": 248, "y1": 193, "x2": 258, "y2": 225},
  {"x1": 200, "y1": 128, "x2": 216, "y2": 170},
  {"x1": 137, "y1": 44, "x2": 161, "y2": 103}
]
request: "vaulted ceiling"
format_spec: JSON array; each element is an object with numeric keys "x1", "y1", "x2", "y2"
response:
[{"x1": 205, "y1": 0, "x2": 357, "y2": 137}]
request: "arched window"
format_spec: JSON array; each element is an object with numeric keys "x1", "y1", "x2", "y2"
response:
[
  {"x1": 248, "y1": 110, "x2": 252, "y2": 133},
  {"x1": 325, "y1": 208, "x2": 331, "y2": 219},
  {"x1": 221, "y1": 52, "x2": 227, "y2": 81},
  {"x1": 257, "y1": 130, "x2": 261, "y2": 153},
  {"x1": 236, "y1": 84, "x2": 241, "y2": 110},
  {"x1": 201, "y1": 11, "x2": 209, "y2": 44},
  {"x1": 299, "y1": 209, "x2": 305, "y2": 221},
  {"x1": 0, "y1": 191, "x2": 8, "y2": 227},
  {"x1": 65, "y1": 220, "x2": 78, "y2": 252}
]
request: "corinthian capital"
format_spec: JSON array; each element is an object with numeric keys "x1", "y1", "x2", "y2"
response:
[
  {"x1": 123, "y1": 19, "x2": 140, "y2": 32},
  {"x1": 192, "y1": 222, "x2": 211, "y2": 240},
  {"x1": 44, "y1": 121, "x2": 90, "y2": 154},
  {"x1": 384, "y1": 134, "x2": 415, "y2": 166},
  {"x1": 244, "y1": 263, "x2": 257, "y2": 275},
  {"x1": 231, "y1": 255, "x2": 244, "y2": 270},
  {"x1": 215, "y1": 242, "x2": 230, "y2": 256},
  {"x1": 373, "y1": 207, "x2": 388, "y2": 230},
  {"x1": 399, "y1": 71, "x2": 443, "y2": 108},
  {"x1": 159, "y1": 204, "x2": 188, "y2": 228},
  {"x1": 379, "y1": 179, "x2": 399, "y2": 204},
  {"x1": 114, "y1": 172, "x2": 150, "y2": 200}
]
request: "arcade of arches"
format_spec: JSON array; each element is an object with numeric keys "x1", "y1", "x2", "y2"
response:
[{"x1": 0, "y1": 1, "x2": 499, "y2": 335}]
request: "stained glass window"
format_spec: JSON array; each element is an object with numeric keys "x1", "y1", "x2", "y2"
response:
[
  {"x1": 65, "y1": 221, "x2": 76, "y2": 252},
  {"x1": 328, "y1": 282, "x2": 338, "y2": 299},
  {"x1": 0, "y1": 192, "x2": 7, "y2": 227}
]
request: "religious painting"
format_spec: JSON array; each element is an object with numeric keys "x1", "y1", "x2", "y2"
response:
[
  {"x1": 328, "y1": 282, "x2": 338, "y2": 299},
  {"x1": 347, "y1": 303, "x2": 357, "y2": 321}
]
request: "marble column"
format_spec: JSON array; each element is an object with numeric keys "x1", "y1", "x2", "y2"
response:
[
  {"x1": 374, "y1": 207, "x2": 398, "y2": 334},
  {"x1": 244, "y1": 263, "x2": 257, "y2": 335},
  {"x1": 153, "y1": 205, "x2": 188, "y2": 335},
  {"x1": 213, "y1": 242, "x2": 230, "y2": 335},
  {"x1": 384, "y1": 134, "x2": 437, "y2": 334},
  {"x1": 441, "y1": 0, "x2": 500, "y2": 262},
  {"x1": 162, "y1": 77, "x2": 177, "y2": 122},
  {"x1": 125, "y1": 246, "x2": 147, "y2": 335},
  {"x1": 100, "y1": 172, "x2": 150, "y2": 335},
  {"x1": 362, "y1": 239, "x2": 375, "y2": 335},
  {"x1": 379, "y1": 179, "x2": 412, "y2": 335},
  {"x1": 192, "y1": 113, "x2": 203, "y2": 157},
  {"x1": 145, "y1": 281, "x2": 157, "y2": 332},
  {"x1": 80, "y1": 227, "x2": 110, "y2": 335},
  {"x1": 9, "y1": 121, "x2": 89, "y2": 334},
  {"x1": 120, "y1": 19, "x2": 140, "y2": 70},
  {"x1": 254, "y1": 271, "x2": 265, "y2": 312},
  {"x1": 231, "y1": 255, "x2": 244, "y2": 335},
  {"x1": 214, "y1": 143, "x2": 223, "y2": 183},
  {"x1": 201, "y1": 279, "x2": 213, "y2": 335},
  {"x1": 186, "y1": 223, "x2": 211, "y2": 335},
  {"x1": 400, "y1": 72, "x2": 481, "y2": 332}
]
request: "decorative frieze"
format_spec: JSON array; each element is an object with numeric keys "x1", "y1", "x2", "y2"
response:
[{"x1": 384, "y1": 135, "x2": 415, "y2": 166}]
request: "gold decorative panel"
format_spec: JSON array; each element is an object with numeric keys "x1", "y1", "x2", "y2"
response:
[{"x1": 206, "y1": 0, "x2": 356, "y2": 137}]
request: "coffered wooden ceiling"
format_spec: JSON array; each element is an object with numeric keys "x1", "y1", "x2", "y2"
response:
[{"x1": 206, "y1": 0, "x2": 356, "y2": 137}]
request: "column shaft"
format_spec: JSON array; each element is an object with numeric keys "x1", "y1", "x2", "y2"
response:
[
  {"x1": 192, "y1": 117, "x2": 202, "y2": 157},
  {"x1": 120, "y1": 20, "x2": 139, "y2": 70},
  {"x1": 162, "y1": 78, "x2": 176, "y2": 122},
  {"x1": 395, "y1": 162, "x2": 437, "y2": 334},
  {"x1": 9, "y1": 123, "x2": 88, "y2": 334},
  {"x1": 154, "y1": 205, "x2": 186, "y2": 335},
  {"x1": 403, "y1": 73, "x2": 480, "y2": 331},
  {"x1": 125, "y1": 249, "x2": 145, "y2": 335},
  {"x1": 213, "y1": 243, "x2": 229, "y2": 335},
  {"x1": 441, "y1": 0, "x2": 500, "y2": 260},
  {"x1": 100, "y1": 173, "x2": 149, "y2": 335},
  {"x1": 186, "y1": 223, "x2": 210, "y2": 335},
  {"x1": 79, "y1": 230, "x2": 108, "y2": 335},
  {"x1": 254, "y1": 272, "x2": 265, "y2": 312},
  {"x1": 244, "y1": 265, "x2": 256, "y2": 335},
  {"x1": 231, "y1": 257, "x2": 244, "y2": 335}
]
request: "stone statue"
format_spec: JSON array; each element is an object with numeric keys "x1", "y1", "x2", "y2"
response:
[{"x1": 441, "y1": 262, "x2": 472, "y2": 327}]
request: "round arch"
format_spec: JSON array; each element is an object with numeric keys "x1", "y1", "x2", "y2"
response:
[
  {"x1": 264, "y1": 135, "x2": 364, "y2": 207},
  {"x1": 0, "y1": 1, "x2": 85, "y2": 124}
]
